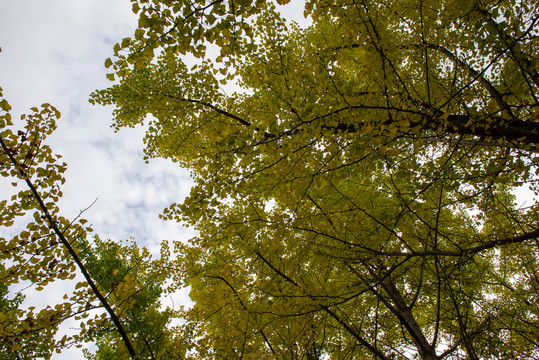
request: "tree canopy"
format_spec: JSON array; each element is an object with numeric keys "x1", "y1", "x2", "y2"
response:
[
  {"x1": 2, "y1": 0, "x2": 539, "y2": 359},
  {"x1": 91, "y1": 0, "x2": 539, "y2": 358},
  {"x1": 90, "y1": 0, "x2": 539, "y2": 358}
]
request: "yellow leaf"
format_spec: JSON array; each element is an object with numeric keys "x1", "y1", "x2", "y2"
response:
[
  {"x1": 388, "y1": 125, "x2": 398, "y2": 139},
  {"x1": 0, "y1": 99, "x2": 11, "y2": 111},
  {"x1": 440, "y1": 112, "x2": 450, "y2": 121},
  {"x1": 411, "y1": 125, "x2": 422, "y2": 134},
  {"x1": 362, "y1": 122, "x2": 373, "y2": 135},
  {"x1": 398, "y1": 119, "x2": 410, "y2": 127}
]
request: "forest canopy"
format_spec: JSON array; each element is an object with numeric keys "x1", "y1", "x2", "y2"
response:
[{"x1": 2, "y1": 0, "x2": 539, "y2": 359}]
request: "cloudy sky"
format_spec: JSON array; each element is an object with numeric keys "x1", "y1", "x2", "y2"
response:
[
  {"x1": 0, "y1": 1, "x2": 312, "y2": 358},
  {"x1": 0, "y1": 1, "x2": 194, "y2": 358},
  {"x1": 0, "y1": 0, "x2": 196, "y2": 253}
]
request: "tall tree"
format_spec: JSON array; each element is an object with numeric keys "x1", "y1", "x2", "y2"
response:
[
  {"x1": 93, "y1": 0, "x2": 539, "y2": 358},
  {"x1": 0, "y1": 88, "x2": 177, "y2": 359}
]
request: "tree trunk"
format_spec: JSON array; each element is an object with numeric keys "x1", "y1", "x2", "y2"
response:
[{"x1": 381, "y1": 278, "x2": 439, "y2": 360}]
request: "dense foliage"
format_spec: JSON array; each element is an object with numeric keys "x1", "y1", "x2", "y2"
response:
[
  {"x1": 92, "y1": 0, "x2": 539, "y2": 358},
  {"x1": 2, "y1": 0, "x2": 539, "y2": 359}
]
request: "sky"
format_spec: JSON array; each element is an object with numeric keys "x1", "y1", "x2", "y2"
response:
[
  {"x1": 0, "y1": 0, "x2": 313, "y2": 358},
  {"x1": 0, "y1": 1, "x2": 194, "y2": 358},
  {"x1": 0, "y1": 0, "x2": 196, "y2": 254}
]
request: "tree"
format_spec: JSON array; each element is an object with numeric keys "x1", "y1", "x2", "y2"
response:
[
  {"x1": 0, "y1": 88, "x2": 179, "y2": 359},
  {"x1": 0, "y1": 94, "x2": 84, "y2": 358},
  {"x1": 80, "y1": 236, "x2": 191, "y2": 360},
  {"x1": 93, "y1": 0, "x2": 539, "y2": 358}
]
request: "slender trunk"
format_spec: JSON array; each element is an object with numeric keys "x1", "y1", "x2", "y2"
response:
[
  {"x1": 351, "y1": 263, "x2": 439, "y2": 360},
  {"x1": 380, "y1": 278, "x2": 438, "y2": 360}
]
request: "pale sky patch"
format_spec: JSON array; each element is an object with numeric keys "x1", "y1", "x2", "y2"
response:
[
  {"x1": 0, "y1": 1, "x2": 194, "y2": 359},
  {"x1": 1, "y1": 1, "x2": 310, "y2": 359}
]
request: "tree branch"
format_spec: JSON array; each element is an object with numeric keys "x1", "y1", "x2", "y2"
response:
[
  {"x1": 383, "y1": 228, "x2": 539, "y2": 258},
  {"x1": 0, "y1": 136, "x2": 138, "y2": 359}
]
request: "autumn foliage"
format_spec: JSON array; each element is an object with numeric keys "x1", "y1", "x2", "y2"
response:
[{"x1": 2, "y1": 0, "x2": 539, "y2": 359}]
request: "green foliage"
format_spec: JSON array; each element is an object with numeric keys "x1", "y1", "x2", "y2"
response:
[
  {"x1": 94, "y1": 0, "x2": 539, "y2": 359},
  {"x1": 80, "y1": 237, "x2": 188, "y2": 360},
  {"x1": 0, "y1": 264, "x2": 54, "y2": 360}
]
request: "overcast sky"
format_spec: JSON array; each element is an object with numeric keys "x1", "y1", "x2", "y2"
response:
[
  {"x1": 0, "y1": 0, "x2": 196, "y2": 252},
  {"x1": 0, "y1": 1, "x2": 312, "y2": 358},
  {"x1": 0, "y1": 1, "x2": 194, "y2": 358}
]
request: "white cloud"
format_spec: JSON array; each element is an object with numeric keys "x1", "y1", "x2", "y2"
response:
[{"x1": 0, "y1": 1, "x2": 195, "y2": 359}]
